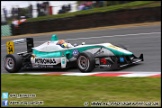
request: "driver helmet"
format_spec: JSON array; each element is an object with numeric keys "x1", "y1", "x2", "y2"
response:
[{"x1": 57, "y1": 40, "x2": 68, "y2": 48}]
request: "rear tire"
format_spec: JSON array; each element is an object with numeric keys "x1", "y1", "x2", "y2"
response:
[
  {"x1": 4, "y1": 54, "x2": 22, "y2": 73},
  {"x1": 77, "y1": 52, "x2": 95, "y2": 72}
]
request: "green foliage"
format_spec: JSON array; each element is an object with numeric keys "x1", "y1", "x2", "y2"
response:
[
  {"x1": 26, "y1": 1, "x2": 160, "y2": 23},
  {"x1": 1, "y1": 74, "x2": 161, "y2": 107},
  {"x1": 6, "y1": 1, "x2": 160, "y2": 24}
]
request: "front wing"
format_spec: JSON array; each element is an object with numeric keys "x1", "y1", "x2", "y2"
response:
[
  {"x1": 119, "y1": 54, "x2": 144, "y2": 68},
  {"x1": 97, "y1": 54, "x2": 144, "y2": 70}
]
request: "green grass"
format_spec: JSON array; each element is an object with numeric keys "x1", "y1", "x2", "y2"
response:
[
  {"x1": 26, "y1": 1, "x2": 160, "y2": 22},
  {"x1": 1, "y1": 74, "x2": 161, "y2": 107}
]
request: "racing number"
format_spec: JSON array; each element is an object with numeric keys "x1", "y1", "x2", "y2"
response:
[{"x1": 6, "y1": 41, "x2": 14, "y2": 54}]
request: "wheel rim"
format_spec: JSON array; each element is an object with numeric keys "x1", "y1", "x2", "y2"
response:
[
  {"x1": 6, "y1": 57, "x2": 14, "y2": 70},
  {"x1": 78, "y1": 56, "x2": 89, "y2": 70}
]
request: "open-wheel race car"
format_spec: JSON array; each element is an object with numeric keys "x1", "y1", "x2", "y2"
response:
[{"x1": 4, "y1": 34, "x2": 144, "y2": 73}]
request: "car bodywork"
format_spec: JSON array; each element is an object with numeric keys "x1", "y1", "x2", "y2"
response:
[{"x1": 4, "y1": 34, "x2": 144, "y2": 73}]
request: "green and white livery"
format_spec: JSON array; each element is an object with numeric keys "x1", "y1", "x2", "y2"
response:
[{"x1": 4, "y1": 34, "x2": 144, "y2": 73}]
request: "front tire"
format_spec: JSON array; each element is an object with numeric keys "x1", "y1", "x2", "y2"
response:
[
  {"x1": 77, "y1": 52, "x2": 95, "y2": 72},
  {"x1": 4, "y1": 54, "x2": 22, "y2": 73}
]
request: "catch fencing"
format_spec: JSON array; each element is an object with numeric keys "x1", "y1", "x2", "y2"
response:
[{"x1": 1, "y1": 24, "x2": 12, "y2": 36}]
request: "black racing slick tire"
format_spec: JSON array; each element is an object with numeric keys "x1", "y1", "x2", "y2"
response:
[
  {"x1": 4, "y1": 54, "x2": 22, "y2": 73},
  {"x1": 77, "y1": 52, "x2": 95, "y2": 72}
]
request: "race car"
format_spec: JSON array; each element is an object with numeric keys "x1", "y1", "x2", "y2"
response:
[{"x1": 4, "y1": 34, "x2": 144, "y2": 73}]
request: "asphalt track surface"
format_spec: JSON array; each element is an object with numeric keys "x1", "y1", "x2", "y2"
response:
[{"x1": 1, "y1": 24, "x2": 161, "y2": 74}]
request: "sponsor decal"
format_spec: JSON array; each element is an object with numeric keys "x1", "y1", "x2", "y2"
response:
[
  {"x1": 108, "y1": 44, "x2": 132, "y2": 54},
  {"x1": 100, "y1": 58, "x2": 107, "y2": 65},
  {"x1": 73, "y1": 49, "x2": 79, "y2": 56},
  {"x1": 38, "y1": 65, "x2": 54, "y2": 68},
  {"x1": 6, "y1": 41, "x2": 14, "y2": 54},
  {"x1": 61, "y1": 57, "x2": 67, "y2": 68},
  {"x1": 108, "y1": 44, "x2": 120, "y2": 50},
  {"x1": 61, "y1": 58, "x2": 65, "y2": 64},
  {"x1": 35, "y1": 58, "x2": 56, "y2": 64},
  {"x1": 120, "y1": 57, "x2": 124, "y2": 62}
]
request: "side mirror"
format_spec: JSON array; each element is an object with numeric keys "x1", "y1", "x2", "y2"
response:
[
  {"x1": 73, "y1": 43, "x2": 78, "y2": 47},
  {"x1": 82, "y1": 42, "x2": 85, "y2": 45}
]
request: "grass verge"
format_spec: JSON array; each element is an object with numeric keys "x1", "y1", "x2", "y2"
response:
[
  {"x1": 27, "y1": 1, "x2": 161, "y2": 22},
  {"x1": 1, "y1": 74, "x2": 161, "y2": 107}
]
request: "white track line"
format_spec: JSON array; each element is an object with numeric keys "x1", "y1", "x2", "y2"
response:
[
  {"x1": 118, "y1": 73, "x2": 160, "y2": 77},
  {"x1": 12, "y1": 71, "x2": 161, "y2": 77},
  {"x1": 13, "y1": 73, "x2": 48, "y2": 75},
  {"x1": 62, "y1": 72, "x2": 101, "y2": 76},
  {"x1": 66, "y1": 32, "x2": 161, "y2": 41},
  {"x1": 1, "y1": 32, "x2": 160, "y2": 46}
]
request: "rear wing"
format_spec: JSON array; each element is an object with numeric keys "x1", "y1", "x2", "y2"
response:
[
  {"x1": 26, "y1": 38, "x2": 34, "y2": 53},
  {"x1": 6, "y1": 38, "x2": 34, "y2": 54}
]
